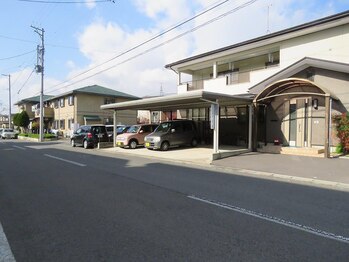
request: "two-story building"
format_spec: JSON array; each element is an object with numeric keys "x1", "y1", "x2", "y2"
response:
[
  {"x1": 46, "y1": 85, "x2": 139, "y2": 137},
  {"x1": 102, "y1": 10, "x2": 349, "y2": 159},
  {"x1": 15, "y1": 95, "x2": 54, "y2": 131}
]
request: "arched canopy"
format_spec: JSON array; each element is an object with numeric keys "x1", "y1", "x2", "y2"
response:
[{"x1": 253, "y1": 78, "x2": 338, "y2": 103}]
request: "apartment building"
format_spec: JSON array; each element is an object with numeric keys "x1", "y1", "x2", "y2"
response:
[
  {"x1": 46, "y1": 85, "x2": 138, "y2": 136},
  {"x1": 102, "y1": 11, "x2": 349, "y2": 159},
  {"x1": 15, "y1": 95, "x2": 54, "y2": 131}
]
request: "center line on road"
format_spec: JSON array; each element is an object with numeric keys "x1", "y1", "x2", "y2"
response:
[
  {"x1": 44, "y1": 154, "x2": 86, "y2": 167},
  {"x1": 188, "y1": 195, "x2": 349, "y2": 244},
  {"x1": 12, "y1": 145, "x2": 26, "y2": 150}
]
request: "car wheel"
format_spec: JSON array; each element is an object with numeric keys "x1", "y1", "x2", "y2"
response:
[
  {"x1": 71, "y1": 139, "x2": 76, "y2": 147},
  {"x1": 161, "y1": 141, "x2": 170, "y2": 151},
  {"x1": 191, "y1": 138, "x2": 198, "y2": 147},
  {"x1": 83, "y1": 140, "x2": 89, "y2": 149},
  {"x1": 129, "y1": 140, "x2": 137, "y2": 149}
]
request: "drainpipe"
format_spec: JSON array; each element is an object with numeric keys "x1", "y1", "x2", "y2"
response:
[
  {"x1": 324, "y1": 94, "x2": 330, "y2": 158},
  {"x1": 329, "y1": 98, "x2": 332, "y2": 156},
  {"x1": 200, "y1": 98, "x2": 220, "y2": 154},
  {"x1": 248, "y1": 104, "x2": 253, "y2": 151},
  {"x1": 113, "y1": 110, "x2": 117, "y2": 148}
]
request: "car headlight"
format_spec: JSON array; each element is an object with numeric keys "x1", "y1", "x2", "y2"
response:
[
  {"x1": 153, "y1": 137, "x2": 161, "y2": 142},
  {"x1": 116, "y1": 137, "x2": 125, "y2": 141}
]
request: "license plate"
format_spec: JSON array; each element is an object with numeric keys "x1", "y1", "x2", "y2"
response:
[
  {"x1": 117, "y1": 142, "x2": 122, "y2": 146},
  {"x1": 145, "y1": 142, "x2": 150, "y2": 147}
]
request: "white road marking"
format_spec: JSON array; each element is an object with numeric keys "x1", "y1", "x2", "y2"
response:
[
  {"x1": 44, "y1": 154, "x2": 86, "y2": 167},
  {"x1": 12, "y1": 146, "x2": 26, "y2": 150},
  {"x1": 0, "y1": 222, "x2": 16, "y2": 262},
  {"x1": 188, "y1": 195, "x2": 349, "y2": 244}
]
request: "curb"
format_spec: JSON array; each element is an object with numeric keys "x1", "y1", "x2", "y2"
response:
[{"x1": 209, "y1": 165, "x2": 349, "y2": 192}]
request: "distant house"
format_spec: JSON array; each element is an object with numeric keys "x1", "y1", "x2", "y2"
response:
[
  {"x1": 0, "y1": 114, "x2": 9, "y2": 128},
  {"x1": 45, "y1": 85, "x2": 139, "y2": 136},
  {"x1": 14, "y1": 95, "x2": 54, "y2": 131}
]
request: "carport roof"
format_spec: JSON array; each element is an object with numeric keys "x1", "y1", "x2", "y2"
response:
[{"x1": 101, "y1": 90, "x2": 253, "y2": 111}]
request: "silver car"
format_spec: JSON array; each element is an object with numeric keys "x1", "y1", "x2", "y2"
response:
[
  {"x1": 1, "y1": 129, "x2": 18, "y2": 139},
  {"x1": 144, "y1": 120, "x2": 199, "y2": 151}
]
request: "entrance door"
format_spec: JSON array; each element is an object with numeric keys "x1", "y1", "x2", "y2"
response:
[{"x1": 289, "y1": 98, "x2": 310, "y2": 147}]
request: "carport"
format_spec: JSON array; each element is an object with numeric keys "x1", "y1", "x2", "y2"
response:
[{"x1": 101, "y1": 90, "x2": 253, "y2": 160}]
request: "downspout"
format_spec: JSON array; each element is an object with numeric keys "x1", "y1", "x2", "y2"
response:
[
  {"x1": 113, "y1": 110, "x2": 117, "y2": 148},
  {"x1": 201, "y1": 98, "x2": 220, "y2": 156}
]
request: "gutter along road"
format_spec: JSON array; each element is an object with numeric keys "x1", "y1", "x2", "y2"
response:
[{"x1": 0, "y1": 140, "x2": 348, "y2": 261}]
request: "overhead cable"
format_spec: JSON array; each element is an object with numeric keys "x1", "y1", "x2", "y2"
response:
[
  {"x1": 44, "y1": 0, "x2": 259, "y2": 94},
  {"x1": 18, "y1": 0, "x2": 114, "y2": 4},
  {"x1": 45, "y1": 0, "x2": 232, "y2": 91},
  {"x1": 0, "y1": 50, "x2": 36, "y2": 61}
]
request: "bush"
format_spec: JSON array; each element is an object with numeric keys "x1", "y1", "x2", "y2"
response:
[
  {"x1": 18, "y1": 133, "x2": 57, "y2": 139},
  {"x1": 334, "y1": 113, "x2": 349, "y2": 154}
]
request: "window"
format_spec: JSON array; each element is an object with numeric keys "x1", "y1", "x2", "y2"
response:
[
  {"x1": 60, "y1": 119, "x2": 65, "y2": 129},
  {"x1": 68, "y1": 96, "x2": 74, "y2": 106},
  {"x1": 68, "y1": 119, "x2": 74, "y2": 129},
  {"x1": 104, "y1": 98, "x2": 115, "y2": 104},
  {"x1": 53, "y1": 120, "x2": 59, "y2": 129},
  {"x1": 54, "y1": 100, "x2": 59, "y2": 108},
  {"x1": 60, "y1": 98, "x2": 65, "y2": 107}
]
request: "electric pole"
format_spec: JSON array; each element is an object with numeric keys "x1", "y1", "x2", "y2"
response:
[
  {"x1": 1, "y1": 74, "x2": 11, "y2": 128},
  {"x1": 31, "y1": 26, "x2": 45, "y2": 142}
]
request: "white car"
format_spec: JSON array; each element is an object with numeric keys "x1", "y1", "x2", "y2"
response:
[{"x1": 1, "y1": 129, "x2": 18, "y2": 139}]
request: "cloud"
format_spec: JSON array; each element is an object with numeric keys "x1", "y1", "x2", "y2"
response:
[
  {"x1": 85, "y1": 0, "x2": 96, "y2": 9},
  {"x1": 3, "y1": 0, "x2": 344, "y2": 114}
]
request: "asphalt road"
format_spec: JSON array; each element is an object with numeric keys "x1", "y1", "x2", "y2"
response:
[{"x1": 0, "y1": 140, "x2": 348, "y2": 261}]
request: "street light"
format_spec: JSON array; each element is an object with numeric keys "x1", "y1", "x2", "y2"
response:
[{"x1": 2, "y1": 74, "x2": 11, "y2": 129}]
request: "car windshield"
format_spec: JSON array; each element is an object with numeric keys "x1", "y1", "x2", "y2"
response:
[
  {"x1": 4, "y1": 129, "x2": 13, "y2": 132},
  {"x1": 116, "y1": 126, "x2": 126, "y2": 133},
  {"x1": 126, "y1": 125, "x2": 140, "y2": 133},
  {"x1": 155, "y1": 122, "x2": 172, "y2": 132}
]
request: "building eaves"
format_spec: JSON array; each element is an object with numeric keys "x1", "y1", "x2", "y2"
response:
[
  {"x1": 249, "y1": 57, "x2": 349, "y2": 94},
  {"x1": 14, "y1": 95, "x2": 54, "y2": 105},
  {"x1": 165, "y1": 10, "x2": 349, "y2": 70},
  {"x1": 46, "y1": 85, "x2": 139, "y2": 101}
]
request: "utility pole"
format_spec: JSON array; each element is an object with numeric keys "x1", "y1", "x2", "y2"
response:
[
  {"x1": 31, "y1": 26, "x2": 45, "y2": 142},
  {"x1": 2, "y1": 74, "x2": 11, "y2": 129}
]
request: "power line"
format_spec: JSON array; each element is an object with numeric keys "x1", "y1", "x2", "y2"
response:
[
  {"x1": 18, "y1": 0, "x2": 114, "y2": 3},
  {"x1": 17, "y1": 69, "x2": 36, "y2": 95},
  {"x1": 0, "y1": 50, "x2": 36, "y2": 61},
  {"x1": 44, "y1": 0, "x2": 259, "y2": 94},
  {"x1": 45, "y1": 0, "x2": 233, "y2": 92}
]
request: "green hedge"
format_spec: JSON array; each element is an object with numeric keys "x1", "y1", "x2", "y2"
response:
[{"x1": 18, "y1": 133, "x2": 57, "y2": 139}]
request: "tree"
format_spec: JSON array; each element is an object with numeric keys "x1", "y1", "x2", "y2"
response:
[{"x1": 13, "y1": 111, "x2": 30, "y2": 131}]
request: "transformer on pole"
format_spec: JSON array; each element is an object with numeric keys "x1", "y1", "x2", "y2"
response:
[{"x1": 31, "y1": 26, "x2": 45, "y2": 142}]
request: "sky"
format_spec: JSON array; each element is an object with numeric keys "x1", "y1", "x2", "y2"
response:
[{"x1": 0, "y1": 0, "x2": 348, "y2": 114}]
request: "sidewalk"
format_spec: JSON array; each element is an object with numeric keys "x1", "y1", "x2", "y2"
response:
[{"x1": 212, "y1": 153, "x2": 349, "y2": 190}]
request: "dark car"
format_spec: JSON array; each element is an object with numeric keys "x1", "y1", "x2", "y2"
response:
[
  {"x1": 71, "y1": 125, "x2": 109, "y2": 149},
  {"x1": 144, "y1": 120, "x2": 199, "y2": 151},
  {"x1": 106, "y1": 125, "x2": 130, "y2": 139}
]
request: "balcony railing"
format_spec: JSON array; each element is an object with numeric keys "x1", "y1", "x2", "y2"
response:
[{"x1": 34, "y1": 107, "x2": 54, "y2": 118}]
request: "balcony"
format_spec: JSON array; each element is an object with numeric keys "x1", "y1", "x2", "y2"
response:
[
  {"x1": 34, "y1": 107, "x2": 54, "y2": 118},
  {"x1": 178, "y1": 64, "x2": 280, "y2": 95}
]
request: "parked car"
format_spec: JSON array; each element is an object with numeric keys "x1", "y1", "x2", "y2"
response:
[
  {"x1": 1, "y1": 128, "x2": 18, "y2": 139},
  {"x1": 144, "y1": 120, "x2": 199, "y2": 151},
  {"x1": 71, "y1": 125, "x2": 109, "y2": 149},
  {"x1": 115, "y1": 124, "x2": 158, "y2": 149},
  {"x1": 106, "y1": 125, "x2": 130, "y2": 138}
]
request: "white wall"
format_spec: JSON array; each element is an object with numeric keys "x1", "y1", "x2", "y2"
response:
[{"x1": 280, "y1": 24, "x2": 349, "y2": 68}]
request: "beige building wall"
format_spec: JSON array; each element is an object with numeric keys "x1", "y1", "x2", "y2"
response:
[{"x1": 51, "y1": 93, "x2": 137, "y2": 136}]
